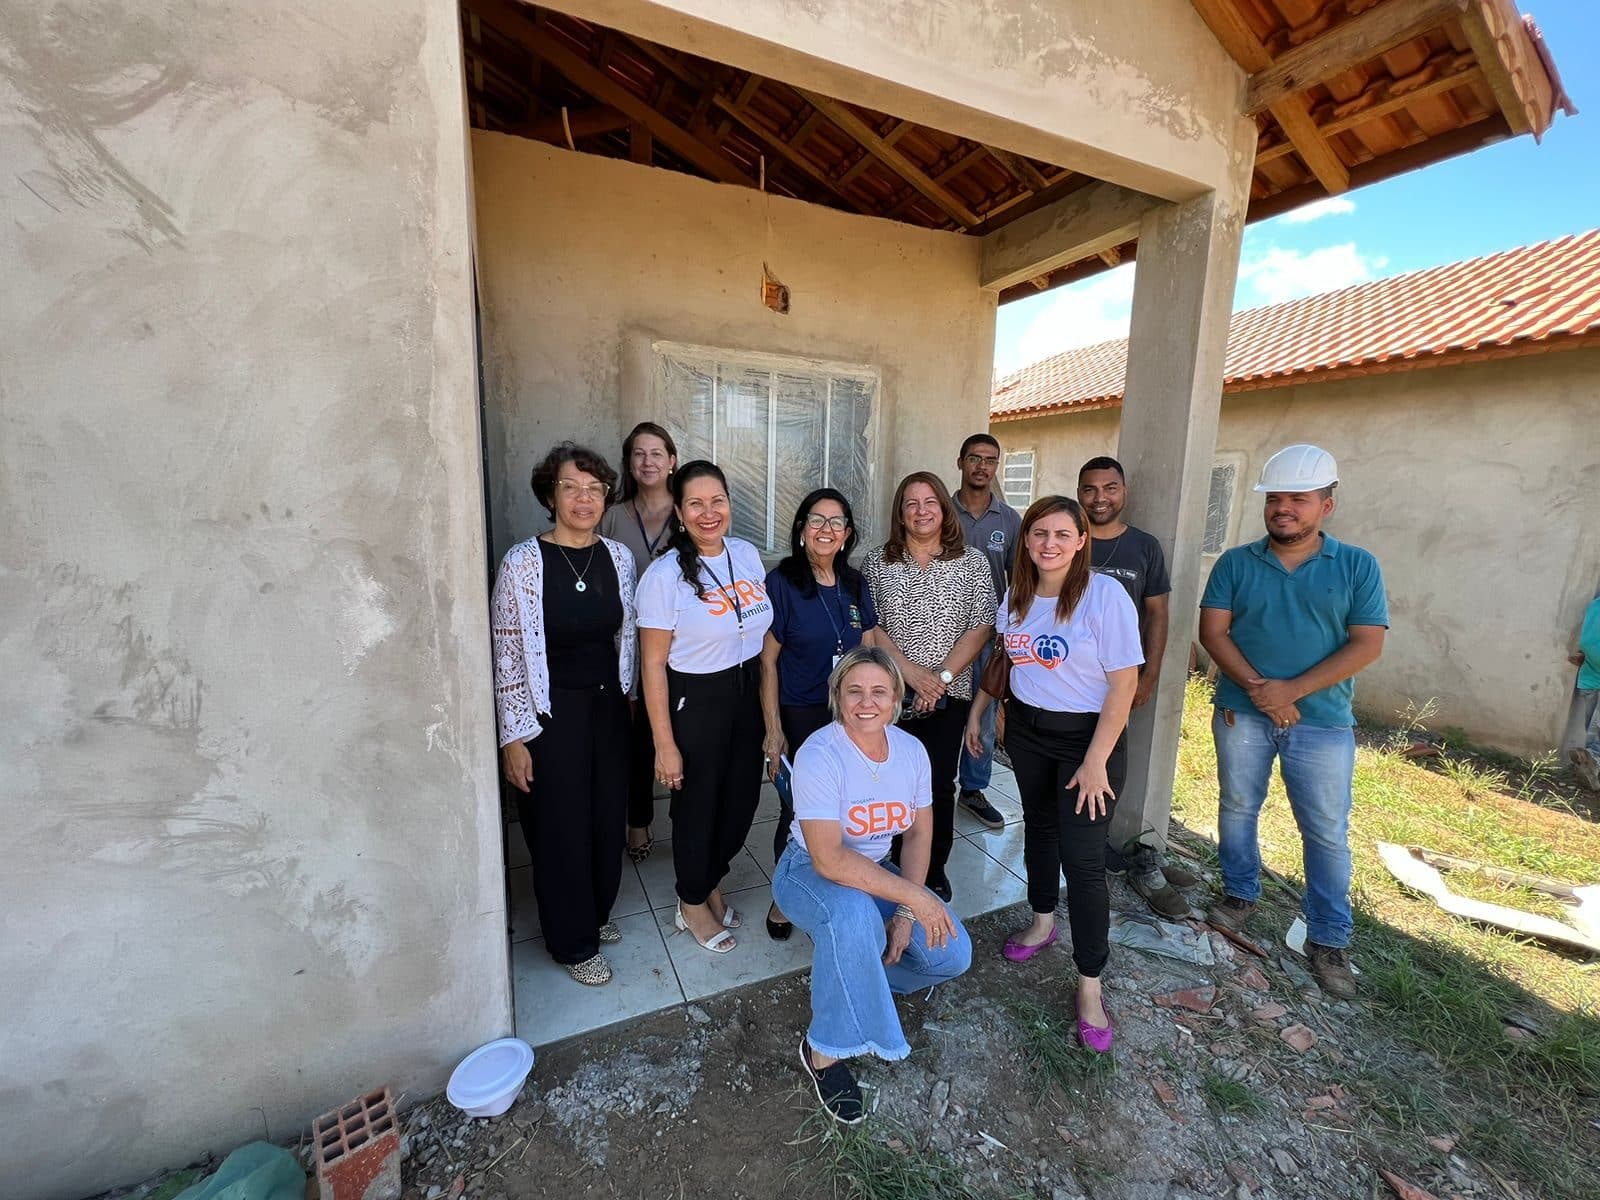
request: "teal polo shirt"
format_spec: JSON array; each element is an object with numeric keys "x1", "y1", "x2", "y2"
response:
[{"x1": 1200, "y1": 534, "x2": 1388, "y2": 728}]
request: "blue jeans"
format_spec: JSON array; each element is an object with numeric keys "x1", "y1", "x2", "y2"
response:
[
  {"x1": 958, "y1": 643, "x2": 997, "y2": 791},
  {"x1": 1213, "y1": 707, "x2": 1357, "y2": 949},
  {"x1": 772, "y1": 844, "x2": 971, "y2": 1061},
  {"x1": 1582, "y1": 690, "x2": 1600, "y2": 756}
]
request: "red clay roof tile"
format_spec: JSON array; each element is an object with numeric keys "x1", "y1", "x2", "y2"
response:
[{"x1": 991, "y1": 229, "x2": 1600, "y2": 420}]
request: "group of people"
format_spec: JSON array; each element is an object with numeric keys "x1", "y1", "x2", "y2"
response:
[{"x1": 491, "y1": 422, "x2": 1389, "y2": 1124}]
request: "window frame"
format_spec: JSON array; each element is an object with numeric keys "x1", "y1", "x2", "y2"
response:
[
  {"x1": 648, "y1": 340, "x2": 882, "y2": 555},
  {"x1": 1203, "y1": 450, "x2": 1246, "y2": 556},
  {"x1": 1000, "y1": 446, "x2": 1036, "y2": 512}
]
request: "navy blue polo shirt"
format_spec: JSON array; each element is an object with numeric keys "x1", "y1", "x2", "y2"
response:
[
  {"x1": 1200, "y1": 534, "x2": 1388, "y2": 728},
  {"x1": 766, "y1": 568, "x2": 878, "y2": 706}
]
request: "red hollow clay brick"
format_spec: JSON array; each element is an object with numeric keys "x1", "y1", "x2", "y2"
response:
[{"x1": 313, "y1": 1087, "x2": 401, "y2": 1200}]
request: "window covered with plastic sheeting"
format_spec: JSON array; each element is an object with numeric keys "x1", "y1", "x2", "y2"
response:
[
  {"x1": 650, "y1": 343, "x2": 879, "y2": 554},
  {"x1": 1203, "y1": 460, "x2": 1237, "y2": 554},
  {"x1": 1002, "y1": 449, "x2": 1034, "y2": 511}
]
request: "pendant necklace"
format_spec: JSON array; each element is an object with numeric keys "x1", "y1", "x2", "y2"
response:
[
  {"x1": 555, "y1": 541, "x2": 599, "y2": 593},
  {"x1": 847, "y1": 733, "x2": 887, "y2": 781},
  {"x1": 1094, "y1": 530, "x2": 1125, "y2": 572}
]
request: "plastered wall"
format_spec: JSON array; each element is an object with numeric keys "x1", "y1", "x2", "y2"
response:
[
  {"x1": 0, "y1": 3, "x2": 508, "y2": 1195},
  {"x1": 997, "y1": 351, "x2": 1600, "y2": 755},
  {"x1": 561, "y1": 0, "x2": 1246, "y2": 200},
  {"x1": 471, "y1": 132, "x2": 998, "y2": 558}
]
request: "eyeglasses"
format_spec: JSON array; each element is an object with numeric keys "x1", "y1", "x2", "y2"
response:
[
  {"x1": 805, "y1": 514, "x2": 849, "y2": 531},
  {"x1": 964, "y1": 454, "x2": 1000, "y2": 468},
  {"x1": 556, "y1": 481, "x2": 609, "y2": 500}
]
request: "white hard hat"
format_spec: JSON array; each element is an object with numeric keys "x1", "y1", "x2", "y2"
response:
[{"x1": 1254, "y1": 444, "x2": 1338, "y2": 493}]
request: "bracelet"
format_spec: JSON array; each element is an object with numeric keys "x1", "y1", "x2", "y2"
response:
[{"x1": 894, "y1": 904, "x2": 917, "y2": 923}]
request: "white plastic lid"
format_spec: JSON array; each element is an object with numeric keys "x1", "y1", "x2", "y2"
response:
[{"x1": 447, "y1": 1038, "x2": 535, "y2": 1107}]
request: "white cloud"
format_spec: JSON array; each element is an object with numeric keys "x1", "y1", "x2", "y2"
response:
[
  {"x1": 1276, "y1": 196, "x2": 1357, "y2": 225},
  {"x1": 1235, "y1": 242, "x2": 1388, "y2": 307},
  {"x1": 997, "y1": 262, "x2": 1137, "y2": 375}
]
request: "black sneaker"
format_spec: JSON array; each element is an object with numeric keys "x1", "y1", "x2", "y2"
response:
[
  {"x1": 799, "y1": 1036, "x2": 864, "y2": 1125},
  {"x1": 959, "y1": 789, "x2": 1005, "y2": 830},
  {"x1": 928, "y1": 876, "x2": 953, "y2": 904},
  {"x1": 1103, "y1": 843, "x2": 1129, "y2": 876}
]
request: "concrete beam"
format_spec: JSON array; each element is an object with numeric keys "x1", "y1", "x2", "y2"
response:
[
  {"x1": 979, "y1": 182, "x2": 1163, "y2": 292},
  {"x1": 1110, "y1": 147, "x2": 1251, "y2": 852}
]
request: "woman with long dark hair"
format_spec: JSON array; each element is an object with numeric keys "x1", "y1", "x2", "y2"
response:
[
  {"x1": 636, "y1": 461, "x2": 773, "y2": 953},
  {"x1": 492, "y1": 443, "x2": 636, "y2": 986},
  {"x1": 964, "y1": 495, "x2": 1141, "y2": 1051},
  {"x1": 758, "y1": 488, "x2": 880, "y2": 939},
  {"x1": 862, "y1": 471, "x2": 996, "y2": 902},
  {"x1": 599, "y1": 421, "x2": 679, "y2": 862}
]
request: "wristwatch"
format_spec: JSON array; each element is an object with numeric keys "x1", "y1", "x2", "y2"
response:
[{"x1": 938, "y1": 668, "x2": 954, "y2": 685}]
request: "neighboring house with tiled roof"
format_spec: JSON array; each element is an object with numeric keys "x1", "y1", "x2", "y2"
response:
[{"x1": 989, "y1": 231, "x2": 1600, "y2": 757}]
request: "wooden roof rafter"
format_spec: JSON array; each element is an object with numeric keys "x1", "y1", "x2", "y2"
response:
[{"x1": 456, "y1": 1, "x2": 1571, "y2": 302}]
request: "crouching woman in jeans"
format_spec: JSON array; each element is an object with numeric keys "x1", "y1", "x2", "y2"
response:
[
  {"x1": 773, "y1": 646, "x2": 971, "y2": 1125},
  {"x1": 965, "y1": 495, "x2": 1140, "y2": 1052}
]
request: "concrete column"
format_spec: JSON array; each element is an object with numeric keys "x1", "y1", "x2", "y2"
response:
[{"x1": 1111, "y1": 150, "x2": 1252, "y2": 851}]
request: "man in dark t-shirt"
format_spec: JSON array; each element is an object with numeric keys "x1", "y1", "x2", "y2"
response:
[{"x1": 1077, "y1": 456, "x2": 1196, "y2": 915}]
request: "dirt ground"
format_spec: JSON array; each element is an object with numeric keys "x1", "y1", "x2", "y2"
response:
[{"x1": 383, "y1": 873, "x2": 1529, "y2": 1200}]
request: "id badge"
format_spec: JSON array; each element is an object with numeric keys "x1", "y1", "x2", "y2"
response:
[{"x1": 831, "y1": 652, "x2": 843, "y2": 670}]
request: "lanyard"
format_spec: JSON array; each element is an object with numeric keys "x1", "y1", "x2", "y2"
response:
[
  {"x1": 816, "y1": 580, "x2": 846, "y2": 653},
  {"x1": 632, "y1": 502, "x2": 668, "y2": 557},
  {"x1": 701, "y1": 550, "x2": 745, "y2": 640}
]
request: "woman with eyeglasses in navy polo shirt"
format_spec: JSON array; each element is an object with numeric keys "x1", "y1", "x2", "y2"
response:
[{"x1": 758, "y1": 488, "x2": 880, "y2": 939}]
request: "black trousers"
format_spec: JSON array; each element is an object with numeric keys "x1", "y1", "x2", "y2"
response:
[
  {"x1": 1005, "y1": 700, "x2": 1125, "y2": 978},
  {"x1": 518, "y1": 681, "x2": 629, "y2": 965},
  {"x1": 668, "y1": 659, "x2": 764, "y2": 905},
  {"x1": 626, "y1": 694, "x2": 657, "y2": 830},
  {"x1": 773, "y1": 702, "x2": 832, "y2": 863},
  {"x1": 892, "y1": 697, "x2": 970, "y2": 889}
]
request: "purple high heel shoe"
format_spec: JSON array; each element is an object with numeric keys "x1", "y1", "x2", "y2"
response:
[{"x1": 1076, "y1": 999, "x2": 1115, "y2": 1053}]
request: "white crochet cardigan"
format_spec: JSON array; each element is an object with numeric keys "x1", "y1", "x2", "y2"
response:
[{"x1": 491, "y1": 535, "x2": 638, "y2": 747}]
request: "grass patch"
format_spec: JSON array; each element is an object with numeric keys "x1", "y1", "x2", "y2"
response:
[
  {"x1": 1170, "y1": 674, "x2": 1600, "y2": 1196},
  {"x1": 1201, "y1": 1072, "x2": 1266, "y2": 1116},
  {"x1": 789, "y1": 1110, "x2": 975, "y2": 1200},
  {"x1": 1002, "y1": 993, "x2": 1116, "y2": 1099}
]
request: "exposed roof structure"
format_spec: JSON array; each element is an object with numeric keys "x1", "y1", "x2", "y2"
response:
[
  {"x1": 460, "y1": 1, "x2": 1573, "y2": 300},
  {"x1": 990, "y1": 228, "x2": 1600, "y2": 421}
]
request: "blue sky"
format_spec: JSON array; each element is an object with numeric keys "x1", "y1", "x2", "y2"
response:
[{"x1": 993, "y1": 0, "x2": 1598, "y2": 378}]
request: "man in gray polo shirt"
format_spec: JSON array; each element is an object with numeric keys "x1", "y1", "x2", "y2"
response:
[{"x1": 953, "y1": 432, "x2": 1022, "y2": 830}]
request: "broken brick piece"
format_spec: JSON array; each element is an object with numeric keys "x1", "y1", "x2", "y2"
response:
[
  {"x1": 1151, "y1": 1078, "x2": 1178, "y2": 1106},
  {"x1": 1250, "y1": 1002, "x2": 1288, "y2": 1022},
  {"x1": 1153, "y1": 986, "x2": 1217, "y2": 1013},
  {"x1": 313, "y1": 1087, "x2": 401, "y2": 1200},
  {"x1": 1280, "y1": 1023, "x2": 1318, "y2": 1052},
  {"x1": 1236, "y1": 965, "x2": 1270, "y2": 991},
  {"x1": 1226, "y1": 1160, "x2": 1261, "y2": 1191},
  {"x1": 1426, "y1": 1135, "x2": 1456, "y2": 1154}
]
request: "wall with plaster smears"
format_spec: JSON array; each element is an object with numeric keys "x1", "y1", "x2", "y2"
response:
[
  {"x1": 1005, "y1": 351, "x2": 1600, "y2": 756},
  {"x1": 0, "y1": 2, "x2": 507, "y2": 1195},
  {"x1": 472, "y1": 132, "x2": 996, "y2": 559}
]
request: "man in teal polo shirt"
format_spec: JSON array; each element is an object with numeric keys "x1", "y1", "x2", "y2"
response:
[{"x1": 1198, "y1": 445, "x2": 1387, "y2": 1000}]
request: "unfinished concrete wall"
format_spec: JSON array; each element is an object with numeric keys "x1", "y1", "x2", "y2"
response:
[
  {"x1": 996, "y1": 351, "x2": 1600, "y2": 755},
  {"x1": 560, "y1": 0, "x2": 1245, "y2": 200},
  {"x1": 0, "y1": 3, "x2": 508, "y2": 1196},
  {"x1": 471, "y1": 132, "x2": 996, "y2": 557}
]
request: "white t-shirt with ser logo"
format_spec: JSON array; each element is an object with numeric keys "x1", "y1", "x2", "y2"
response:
[
  {"x1": 789, "y1": 723, "x2": 931, "y2": 861},
  {"x1": 996, "y1": 573, "x2": 1143, "y2": 713},
  {"x1": 635, "y1": 536, "x2": 774, "y2": 673}
]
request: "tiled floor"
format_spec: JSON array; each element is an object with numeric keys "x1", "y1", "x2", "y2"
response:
[{"x1": 510, "y1": 765, "x2": 1032, "y2": 1048}]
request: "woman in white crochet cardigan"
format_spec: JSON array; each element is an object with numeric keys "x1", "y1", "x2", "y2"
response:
[{"x1": 491, "y1": 443, "x2": 638, "y2": 986}]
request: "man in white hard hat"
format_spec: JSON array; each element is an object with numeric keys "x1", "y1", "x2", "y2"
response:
[{"x1": 1197, "y1": 444, "x2": 1388, "y2": 999}]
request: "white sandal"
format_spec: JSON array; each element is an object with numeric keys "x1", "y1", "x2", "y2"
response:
[
  {"x1": 720, "y1": 905, "x2": 742, "y2": 930},
  {"x1": 675, "y1": 906, "x2": 736, "y2": 954},
  {"x1": 566, "y1": 953, "x2": 612, "y2": 986}
]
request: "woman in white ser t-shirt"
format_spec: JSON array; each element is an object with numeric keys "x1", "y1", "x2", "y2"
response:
[
  {"x1": 964, "y1": 496, "x2": 1141, "y2": 1053},
  {"x1": 771, "y1": 646, "x2": 971, "y2": 1126},
  {"x1": 637, "y1": 461, "x2": 774, "y2": 955}
]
